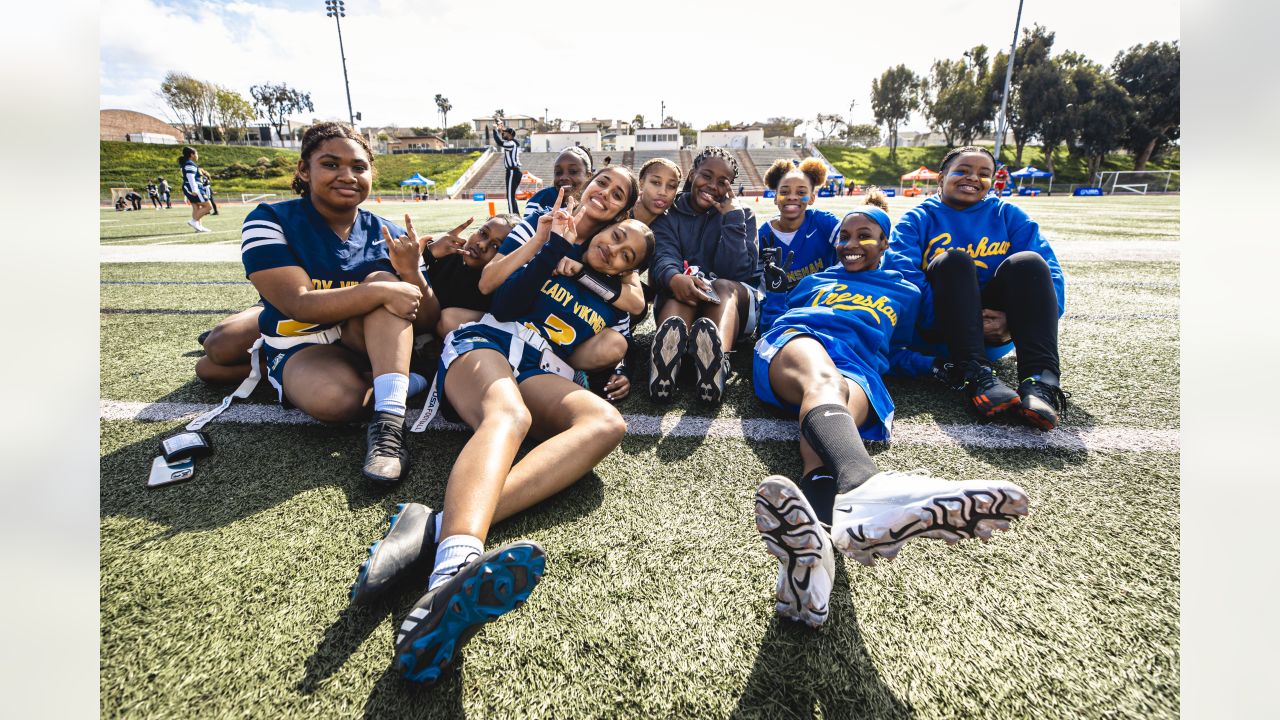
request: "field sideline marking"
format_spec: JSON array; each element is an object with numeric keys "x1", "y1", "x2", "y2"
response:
[{"x1": 101, "y1": 399, "x2": 1179, "y2": 453}]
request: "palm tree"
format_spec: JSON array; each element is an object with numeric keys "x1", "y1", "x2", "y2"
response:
[{"x1": 434, "y1": 94, "x2": 452, "y2": 130}]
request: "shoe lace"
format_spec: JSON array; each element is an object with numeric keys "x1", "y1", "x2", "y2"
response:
[
  {"x1": 962, "y1": 366, "x2": 1003, "y2": 394},
  {"x1": 1023, "y1": 378, "x2": 1073, "y2": 420},
  {"x1": 371, "y1": 418, "x2": 406, "y2": 458}
]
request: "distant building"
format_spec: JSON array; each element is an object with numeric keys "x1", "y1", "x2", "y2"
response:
[
  {"x1": 634, "y1": 127, "x2": 680, "y2": 151},
  {"x1": 697, "y1": 127, "x2": 765, "y2": 150},
  {"x1": 384, "y1": 128, "x2": 446, "y2": 151},
  {"x1": 99, "y1": 109, "x2": 183, "y2": 143},
  {"x1": 473, "y1": 115, "x2": 539, "y2": 143},
  {"x1": 528, "y1": 130, "x2": 602, "y2": 153}
]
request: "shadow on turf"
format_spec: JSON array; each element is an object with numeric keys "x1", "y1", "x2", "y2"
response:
[{"x1": 731, "y1": 562, "x2": 914, "y2": 720}]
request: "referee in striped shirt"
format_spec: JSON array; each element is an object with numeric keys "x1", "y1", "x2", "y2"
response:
[{"x1": 492, "y1": 117, "x2": 522, "y2": 214}]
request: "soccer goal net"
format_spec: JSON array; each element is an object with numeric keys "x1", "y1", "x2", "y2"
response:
[
  {"x1": 110, "y1": 187, "x2": 134, "y2": 204},
  {"x1": 241, "y1": 192, "x2": 278, "y2": 204},
  {"x1": 1094, "y1": 170, "x2": 1180, "y2": 195}
]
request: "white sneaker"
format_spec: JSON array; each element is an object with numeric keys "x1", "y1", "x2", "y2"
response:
[
  {"x1": 831, "y1": 470, "x2": 1029, "y2": 566},
  {"x1": 754, "y1": 475, "x2": 835, "y2": 628},
  {"x1": 187, "y1": 219, "x2": 201, "y2": 232},
  {"x1": 196, "y1": 223, "x2": 213, "y2": 233}
]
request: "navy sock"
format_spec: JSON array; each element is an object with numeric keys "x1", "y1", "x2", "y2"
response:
[
  {"x1": 799, "y1": 404, "x2": 879, "y2": 494},
  {"x1": 797, "y1": 467, "x2": 837, "y2": 526}
]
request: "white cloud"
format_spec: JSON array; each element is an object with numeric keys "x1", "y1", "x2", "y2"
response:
[{"x1": 101, "y1": 0, "x2": 1180, "y2": 133}]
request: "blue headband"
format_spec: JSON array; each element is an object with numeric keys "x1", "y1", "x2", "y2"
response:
[{"x1": 842, "y1": 207, "x2": 891, "y2": 240}]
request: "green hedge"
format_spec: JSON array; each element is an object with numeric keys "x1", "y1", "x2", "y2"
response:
[
  {"x1": 816, "y1": 144, "x2": 1180, "y2": 187},
  {"x1": 99, "y1": 141, "x2": 479, "y2": 201}
]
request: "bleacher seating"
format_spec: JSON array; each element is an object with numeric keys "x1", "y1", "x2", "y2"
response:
[{"x1": 745, "y1": 148, "x2": 804, "y2": 187}]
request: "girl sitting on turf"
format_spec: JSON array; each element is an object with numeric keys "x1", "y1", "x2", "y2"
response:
[
  {"x1": 757, "y1": 157, "x2": 842, "y2": 332},
  {"x1": 349, "y1": 188, "x2": 655, "y2": 685},
  {"x1": 482, "y1": 164, "x2": 646, "y2": 402},
  {"x1": 238, "y1": 122, "x2": 439, "y2": 485},
  {"x1": 884, "y1": 146, "x2": 1068, "y2": 430},
  {"x1": 752, "y1": 191, "x2": 1031, "y2": 628},
  {"x1": 648, "y1": 146, "x2": 762, "y2": 404}
]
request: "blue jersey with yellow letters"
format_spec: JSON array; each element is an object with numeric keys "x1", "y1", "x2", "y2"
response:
[
  {"x1": 774, "y1": 265, "x2": 921, "y2": 380},
  {"x1": 240, "y1": 197, "x2": 406, "y2": 338},
  {"x1": 884, "y1": 194, "x2": 1065, "y2": 332},
  {"x1": 491, "y1": 232, "x2": 625, "y2": 360},
  {"x1": 757, "y1": 208, "x2": 841, "y2": 331}
]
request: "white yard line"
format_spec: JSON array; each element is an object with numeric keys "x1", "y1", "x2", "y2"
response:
[{"x1": 100, "y1": 399, "x2": 1179, "y2": 453}]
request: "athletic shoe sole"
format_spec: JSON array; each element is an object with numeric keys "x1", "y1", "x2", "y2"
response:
[
  {"x1": 970, "y1": 392, "x2": 1021, "y2": 418},
  {"x1": 648, "y1": 318, "x2": 688, "y2": 403},
  {"x1": 754, "y1": 476, "x2": 834, "y2": 628},
  {"x1": 350, "y1": 503, "x2": 436, "y2": 605},
  {"x1": 832, "y1": 478, "x2": 1029, "y2": 566},
  {"x1": 1017, "y1": 399, "x2": 1059, "y2": 431},
  {"x1": 395, "y1": 541, "x2": 545, "y2": 685},
  {"x1": 689, "y1": 318, "x2": 726, "y2": 404}
]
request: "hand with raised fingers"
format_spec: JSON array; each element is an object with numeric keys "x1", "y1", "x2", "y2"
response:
[
  {"x1": 383, "y1": 217, "x2": 427, "y2": 277},
  {"x1": 427, "y1": 216, "x2": 473, "y2": 259}
]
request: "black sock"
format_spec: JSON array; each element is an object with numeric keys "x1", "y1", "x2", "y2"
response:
[
  {"x1": 799, "y1": 404, "x2": 880, "y2": 494},
  {"x1": 797, "y1": 467, "x2": 837, "y2": 526}
]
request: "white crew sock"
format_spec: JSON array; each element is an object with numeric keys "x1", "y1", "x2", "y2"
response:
[
  {"x1": 372, "y1": 373, "x2": 409, "y2": 416},
  {"x1": 429, "y1": 534, "x2": 484, "y2": 590},
  {"x1": 408, "y1": 372, "x2": 428, "y2": 397},
  {"x1": 433, "y1": 512, "x2": 442, "y2": 543}
]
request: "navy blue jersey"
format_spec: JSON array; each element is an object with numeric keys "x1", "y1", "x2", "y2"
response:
[
  {"x1": 180, "y1": 158, "x2": 202, "y2": 196},
  {"x1": 498, "y1": 212, "x2": 586, "y2": 262},
  {"x1": 758, "y1": 208, "x2": 841, "y2": 331},
  {"x1": 240, "y1": 197, "x2": 407, "y2": 338},
  {"x1": 522, "y1": 186, "x2": 560, "y2": 219},
  {"x1": 491, "y1": 233, "x2": 625, "y2": 359}
]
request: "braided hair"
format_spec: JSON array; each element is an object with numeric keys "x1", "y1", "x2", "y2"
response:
[
  {"x1": 939, "y1": 145, "x2": 996, "y2": 175},
  {"x1": 682, "y1": 146, "x2": 740, "y2": 193}
]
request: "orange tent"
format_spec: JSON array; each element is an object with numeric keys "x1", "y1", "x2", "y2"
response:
[
  {"x1": 520, "y1": 172, "x2": 543, "y2": 185},
  {"x1": 900, "y1": 166, "x2": 939, "y2": 182}
]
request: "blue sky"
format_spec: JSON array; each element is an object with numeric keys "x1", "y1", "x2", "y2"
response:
[{"x1": 100, "y1": 0, "x2": 1180, "y2": 135}]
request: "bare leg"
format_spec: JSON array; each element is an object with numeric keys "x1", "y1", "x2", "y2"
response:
[
  {"x1": 280, "y1": 344, "x2": 373, "y2": 423},
  {"x1": 768, "y1": 336, "x2": 872, "y2": 475},
  {"x1": 439, "y1": 349, "x2": 531, "y2": 543},
  {"x1": 698, "y1": 278, "x2": 752, "y2": 351},
  {"x1": 437, "y1": 307, "x2": 484, "y2": 338},
  {"x1": 568, "y1": 329, "x2": 627, "y2": 371}
]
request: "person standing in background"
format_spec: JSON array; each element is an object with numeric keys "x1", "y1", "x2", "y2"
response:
[
  {"x1": 179, "y1": 146, "x2": 213, "y2": 232},
  {"x1": 158, "y1": 177, "x2": 172, "y2": 208},
  {"x1": 492, "y1": 117, "x2": 522, "y2": 214},
  {"x1": 199, "y1": 168, "x2": 219, "y2": 216},
  {"x1": 146, "y1": 180, "x2": 161, "y2": 209}
]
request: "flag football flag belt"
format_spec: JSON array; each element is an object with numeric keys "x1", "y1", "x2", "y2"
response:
[{"x1": 411, "y1": 314, "x2": 573, "y2": 433}]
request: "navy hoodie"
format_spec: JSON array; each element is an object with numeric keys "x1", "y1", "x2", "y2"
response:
[{"x1": 650, "y1": 192, "x2": 760, "y2": 304}]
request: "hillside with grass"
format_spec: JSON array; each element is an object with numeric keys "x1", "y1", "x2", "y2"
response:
[
  {"x1": 817, "y1": 144, "x2": 1180, "y2": 188},
  {"x1": 99, "y1": 141, "x2": 479, "y2": 202}
]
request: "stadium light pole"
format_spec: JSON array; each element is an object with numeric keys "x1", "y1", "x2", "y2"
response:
[
  {"x1": 660, "y1": 100, "x2": 665, "y2": 128},
  {"x1": 992, "y1": 0, "x2": 1024, "y2": 164},
  {"x1": 325, "y1": 0, "x2": 356, "y2": 128}
]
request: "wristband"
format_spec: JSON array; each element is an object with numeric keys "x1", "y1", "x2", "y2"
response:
[{"x1": 576, "y1": 269, "x2": 622, "y2": 304}]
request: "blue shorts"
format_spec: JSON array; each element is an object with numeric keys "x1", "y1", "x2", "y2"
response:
[
  {"x1": 185, "y1": 190, "x2": 207, "y2": 204},
  {"x1": 261, "y1": 328, "x2": 344, "y2": 403},
  {"x1": 437, "y1": 323, "x2": 561, "y2": 397},
  {"x1": 752, "y1": 324, "x2": 895, "y2": 442}
]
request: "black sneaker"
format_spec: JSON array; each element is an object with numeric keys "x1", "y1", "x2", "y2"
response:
[
  {"x1": 959, "y1": 361, "x2": 1020, "y2": 418},
  {"x1": 1017, "y1": 371, "x2": 1070, "y2": 431},
  {"x1": 930, "y1": 357, "x2": 965, "y2": 391},
  {"x1": 688, "y1": 317, "x2": 728, "y2": 404},
  {"x1": 648, "y1": 317, "x2": 688, "y2": 403},
  {"x1": 197, "y1": 329, "x2": 212, "y2": 347},
  {"x1": 350, "y1": 503, "x2": 439, "y2": 605},
  {"x1": 363, "y1": 411, "x2": 409, "y2": 485},
  {"x1": 394, "y1": 541, "x2": 545, "y2": 685}
]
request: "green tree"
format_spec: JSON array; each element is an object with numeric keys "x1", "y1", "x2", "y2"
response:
[
  {"x1": 434, "y1": 94, "x2": 452, "y2": 128},
  {"x1": 213, "y1": 86, "x2": 255, "y2": 143},
  {"x1": 442, "y1": 123, "x2": 475, "y2": 140},
  {"x1": 1018, "y1": 54, "x2": 1076, "y2": 175},
  {"x1": 703, "y1": 120, "x2": 733, "y2": 131},
  {"x1": 158, "y1": 72, "x2": 212, "y2": 142},
  {"x1": 841, "y1": 123, "x2": 882, "y2": 148},
  {"x1": 870, "y1": 65, "x2": 921, "y2": 162},
  {"x1": 991, "y1": 24, "x2": 1056, "y2": 165},
  {"x1": 1112, "y1": 40, "x2": 1179, "y2": 171},
  {"x1": 1069, "y1": 61, "x2": 1133, "y2": 182},
  {"x1": 250, "y1": 82, "x2": 315, "y2": 143},
  {"x1": 812, "y1": 113, "x2": 846, "y2": 142},
  {"x1": 632, "y1": 114, "x2": 644, "y2": 130},
  {"x1": 758, "y1": 117, "x2": 804, "y2": 137}
]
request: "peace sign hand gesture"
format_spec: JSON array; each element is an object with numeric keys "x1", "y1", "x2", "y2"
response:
[{"x1": 426, "y1": 216, "x2": 473, "y2": 259}]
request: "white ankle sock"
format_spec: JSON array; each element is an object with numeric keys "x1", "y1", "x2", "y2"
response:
[
  {"x1": 433, "y1": 512, "x2": 442, "y2": 543},
  {"x1": 429, "y1": 534, "x2": 483, "y2": 590},
  {"x1": 372, "y1": 373, "x2": 409, "y2": 416}
]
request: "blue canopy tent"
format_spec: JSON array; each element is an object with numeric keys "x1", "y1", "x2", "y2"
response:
[
  {"x1": 399, "y1": 172, "x2": 436, "y2": 186},
  {"x1": 1010, "y1": 165, "x2": 1053, "y2": 195}
]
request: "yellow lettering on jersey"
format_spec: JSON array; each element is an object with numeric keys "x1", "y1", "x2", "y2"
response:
[
  {"x1": 313, "y1": 279, "x2": 333, "y2": 289},
  {"x1": 542, "y1": 314, "x2": 577, "y2": 346},
  {"x1": 785, "y1": 257, "x2": 827, "y2": 284},
  {"x1": 540, "y1": 280, "x2": 574, "y2": 307},
  {"x1": 275, "y1": 319, "x2": 322, "y2": 336},
  {"x1": 809, "y1": 283, "x2": 898, "y2": 326},
  {"x1": 571, "y1": 302, "x2": 606, "y2": 333},
  {"x1": 922, "y1": 232, "x2": 1011, "y2": 270}
]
